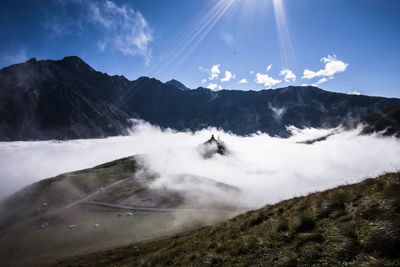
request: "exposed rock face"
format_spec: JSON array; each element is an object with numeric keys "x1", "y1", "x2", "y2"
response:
[{"x1": 199, "y1": 134, "x2": 227, "y2": 158}]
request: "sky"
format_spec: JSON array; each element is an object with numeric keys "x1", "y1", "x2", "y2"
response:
[{"x1": 0, "y1": 0, "x2": 399, "y2": 97}]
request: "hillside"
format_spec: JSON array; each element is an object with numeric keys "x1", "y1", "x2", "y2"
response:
[
  {"x1": 361, "y1": 104, "x2": 400, "y2": 137},
  {"x1": 0, "y1": 155, "x2": 241, "y2": 266},
  {"x1": 57, "y1": 172, "x2": 400, "y2": 266},
  {"x1": 1, "y1": 57, "x2": 400, "y2": 140}
]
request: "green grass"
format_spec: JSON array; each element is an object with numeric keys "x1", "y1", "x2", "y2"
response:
[{"x1": 57, "y1": 172, "x2": 400, "y2": 266}]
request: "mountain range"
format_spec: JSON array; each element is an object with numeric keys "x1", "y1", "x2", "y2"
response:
[{"x1": 1, "y1": 56, "x2": 400, "y2": 141}]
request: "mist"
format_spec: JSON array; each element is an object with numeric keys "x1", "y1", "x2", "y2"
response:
[{"x1": 1, "y1": 121, "x2": 400, "y2": 208}]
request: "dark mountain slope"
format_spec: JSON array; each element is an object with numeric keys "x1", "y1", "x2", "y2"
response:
[
  {"x1": 1, "y1": 56, "x2": 400, "y2": 140},
  {"x1": 0, "y1": 57, "x2": 132, "y2": 140},
  {"x1": 361, "y1": 103, "x2": 400, "y2": 137},
  {"x1": 165, "y1": 79, "x2": 190, "y2": 91},
  {"x1": 57, "y1": 172, "x2": 400, "y2": 266},
  {"x1": 119, "y1": 81, "x2": 400, "y2": 136}
]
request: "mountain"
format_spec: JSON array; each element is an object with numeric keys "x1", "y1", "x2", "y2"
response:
[
  {"x1": 57, "y1": 172, "x2": 400, "y2": 266},
  {"x1": 1, "y1": 56, "x2": 400, "y2": 140},
  {"x1": 165, "y1": 79, "x2": 190, "y2": 91},
  {"x1": 0, "y1": 155, "x2": 240, "y2": 266},
  {"x1": 200, "y1": 134, "x2": 228, "y2": 158},
  {"x1": 360, "y1": 104, "x2": 400, "y2": 137},
  {"x1": 0, "y1": 57, "x2": 133, "y2": 140}
]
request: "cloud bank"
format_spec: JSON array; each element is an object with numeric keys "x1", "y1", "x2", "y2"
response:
[{"x1": 1, "y1": 122, "x2": 400, "y2": 209}]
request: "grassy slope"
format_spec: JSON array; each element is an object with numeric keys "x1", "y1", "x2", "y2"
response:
[
  {"x1": 57, "y1": 172, "x2": 400, "y2": 266},
  {"x1": 0, "y1": 156, "x2": 138, "y2": 230}
]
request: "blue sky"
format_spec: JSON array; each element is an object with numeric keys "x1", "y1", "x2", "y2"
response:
[{"x1": 0, "y1": 0, "x2": 399, "y2": 97}]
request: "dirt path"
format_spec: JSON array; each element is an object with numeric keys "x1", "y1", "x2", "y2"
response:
[
  {"x1": 81, "y1": 201, "x2": 241, "y2": 214},
  {"x1": 45, "y1": 178, "x2": 129, "y2": 216}
]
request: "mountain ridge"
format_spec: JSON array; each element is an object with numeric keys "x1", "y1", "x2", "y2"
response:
[{"x1": 1, "y1": 56, "x2": 400, "y2": 140}]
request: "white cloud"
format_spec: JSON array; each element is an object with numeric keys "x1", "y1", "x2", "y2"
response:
[
  {"x1": 220, "y1": 71, "x2": 236, "y2": 82},
  {"x1": 312, "y1": 77, "x2": 328, "y2": 86},
  {"x1": 348, "y1": 91, "x2": 361, "y2": 95},
  {"x1": 209, "y1": 64, "x2": 221, "y2": 80},
  {"x1": 279, "y1": 69, "x2": 296, "y2": 83},
  {"x1": 255, "y1": 73, "x2": 281, "y2": 89},
  {"x1": 2, "y1": 121, "x2": 400, "y2": 209},
  {"x1": 266, "y1": 64, "x2": 272, "y2": 72},
  {"x1": 207, "y1": 83, "x2": 218, "y2": 90},
  {"x1": 238, "y1": 78, "x2": 248, "y2": 84},
  {"x1": 303, "y1": 55, "x2": 348, "y2": 79},
  {"x1": 201, "y1": 79, "x2": 207, "y2": 84},
  {"x1": 250, "y1": 70, "x2": 255, "y2": 76},
  {"x1": 88, "y1": 1, "x2": 153, "y2": 64},
  {"x1": 312, "y1": 76, "x2": 334, "y2": 86}
]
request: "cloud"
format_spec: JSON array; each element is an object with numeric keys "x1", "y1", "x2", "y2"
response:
[
  {"x1": 250, "y1": 70, "x2": 255, "y2": 76},
  {"x1": 279, "y1": 69, "x2": 296, "y2": 83},
  {"x1": 4, "y1": 49, "x2": 28, "y2": 65},
  {"x1": 312, "y1": 77, "x2": 330, "y2": 86},
  {"x1": 238, "y1": 78, "x2": 248, "y2": 84},
  {"x1": 87, "y1": 1, "x2": 153, "y2": 64},
  {"x1": 209, "y1": 64, "x2": 221, "y2": 80},
  {"x1": 220, "y1": 32, "x2": 234, "y2": 45},
  {"x1": 220, "y1": 71, "x2": 236, "y2": 82},
  {"x1": 201, "y1": 79, "x2": 207, "y2": 84},
  {"x1": 266, "y1": 64, "x2": 272, "y2": 72},
  {"x1": 255, "y1": 73, "x2": 281, "y2": 89},
  {"x1": 348, "y1": 91, "x2": 361, "y2": 95},
  {"x1": 1, "y1": 121, "x2": 400, "y2": 209},
  {"x1": 302, "y1": 55, "x2": 348, "y2": 79},
  {"x1": 207, "y1": 83, "x2": 218, "y2": 90},
  {"x1": 49, "y1": 1, "x2": 153, "y2": 64}
]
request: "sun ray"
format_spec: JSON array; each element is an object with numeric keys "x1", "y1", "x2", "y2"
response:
[
  {"x1": 150, "y1": 0, "x2": 234, "y2": 78},
  {"x1": 273, "y1": 0, "x2": 297, "y2": 69}
]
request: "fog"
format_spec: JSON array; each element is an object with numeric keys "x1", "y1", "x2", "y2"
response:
[{"x1": 1, "y1": 121, "x2": 400, "y2": 208}]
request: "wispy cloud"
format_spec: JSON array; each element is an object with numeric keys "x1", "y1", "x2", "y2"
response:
[
  {"x1": 88, "y1": 1, "x2": 153, "y2": 64},
  {"x1": 238, "y1": 78, "x2": 248, "y2": 84},
  {"x1": 4, "y1": 49, "x2": 28, "y2": 65},
  {"x1": 49, "y1": 0, "x2": 153, "y2": 64},
  {"x1": 220, "y1": 31, "x2": 234, "y2": 45},
  {"x1": 266, "y1": 64, "x2": 272, "y2": 72},
  {"x1": 312, "y1": 77, "x2": 332, "y2": 86}
]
